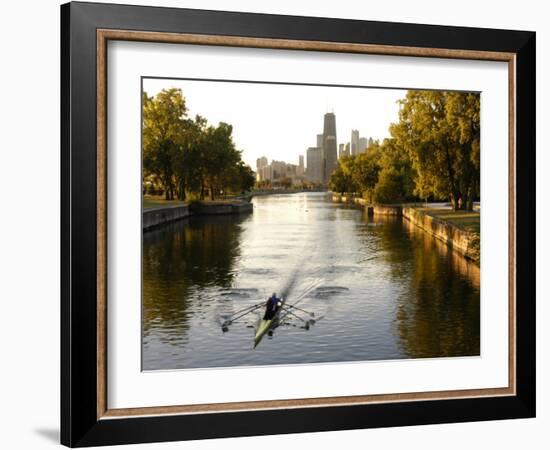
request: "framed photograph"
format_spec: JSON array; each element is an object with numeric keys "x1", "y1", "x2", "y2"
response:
[{"x1": 61, "y1": 1, "x2": 536, "y2": 447}]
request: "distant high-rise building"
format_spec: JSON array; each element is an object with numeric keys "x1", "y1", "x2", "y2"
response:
[
  {"x1": 297, "y1": 155, "x2": 305, "y2": 176},
  {"x1": 368, "y1": 137, "x2": 374, "y2": 148},
  {"x1": 257, "y1": 158, "x2": 301, "y2": 185},
  {"x1": 316, "y1": 134, "x2": 324, "y2": 149},
  {"x1": 322, "y1": 112, "x2": 337, "y2": 183},
  {"x1": 339, "y1": 143, "x2": 350, "y2": 159},
  {"x1": 306, "y1": 147, "x2": 322, "y2": 183},
  {"x1": 259, "y1": 165, "x2": 272, "y2": 181},
  {"x1": 256, "y1": 156, "x2": 269, "y2": 181},
  {"x1": 270, "y1": 160, "x2": 287, "y2": 179},
  {"x1": 358, "y1": 137, "x2": 368, "y2": 154},
  {"x1": 256, "y1": 156, "x2": 268, "y2": 171},
  {"x1": 351, "y1": 129, "x2": 360, "y2": 156}
]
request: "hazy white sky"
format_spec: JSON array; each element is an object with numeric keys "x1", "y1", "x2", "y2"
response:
[{"x1": 143, "y1": 78, "x2": 406, "y2": 169}]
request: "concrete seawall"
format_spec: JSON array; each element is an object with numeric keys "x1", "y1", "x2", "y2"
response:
[
  {"x1": 402, "y1": 207, "x2": 479, "y2": 264},
  {"x1": 331, "y1": 193, "x2": 479, "y2": 264},
  {"x1": 143, "y1": 205, "x2": 191, "y2": 230},
  {"x1": 372, "y1": 204, "x2": 403, "y2": 216},
  {"x1": 331, "y1": 194, "x2": 402, "y2": 216},
  {"x1": 188, "y1": 201, "x2": 253, "y2": 216},
  {"x1": 143, "y1": 201, "x2": 252, "y2": 231}
]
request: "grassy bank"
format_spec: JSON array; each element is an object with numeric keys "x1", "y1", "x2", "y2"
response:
[
  {"x1": 414, "y1": 208, "x2": 480, "y2": 234},
  {"x1": 143, "y1": 196, "x2": 251, "y2": 210}
]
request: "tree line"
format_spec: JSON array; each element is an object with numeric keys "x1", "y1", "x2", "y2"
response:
[
  {"x1": 329, "y1": 90, "x2": 480, "y2": 211},
  {"x1": 143, "y1": 88, "x2": 255, "y2": 201}
]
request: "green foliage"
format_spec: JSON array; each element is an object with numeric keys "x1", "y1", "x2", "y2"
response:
[
  {"x1": 328, "y1": 161, "x2": 352, "y2": 194},
  {"x1": 374, "y1": 166, "x2": 405, "y2": 203},
  {"x1": 329, "y1": 90, "x2": 480, "y2": 210},
  {"x1": 352, "y1": 145, "x2": 381, "y2": 202},
  {"x1": 329, "y1": 140, "x2": 411, "y2": 203},
  {"x1": 142, "y1": 89, "x2": 255, "y2": 201},
  {"x1": 143, "y1": 89, "x2": 188, "y2": 200},
  {"x1": 391, "y1": 90, "x2": 480, "y2": 210},
  {"x1": 236, "y1": 162, "x2": 256, "y2": 193}
]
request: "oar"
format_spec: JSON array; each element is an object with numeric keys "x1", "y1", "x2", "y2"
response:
[
  {"x1": 230, "y1": 302, "x2": 265, "y2": 318},
  {"x1": 281, "y1": 307, "x2": 315, "y2": 329},
  {"x1": 221, "y1": 304, "x2": 264, "y2": 332},
  {"x1": 284, "y1": 304, "x2": 315, "y2": 317}
]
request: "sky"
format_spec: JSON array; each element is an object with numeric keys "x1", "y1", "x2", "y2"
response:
[{"x1": 143, "y1": 78, "x2": 406, "y2": 169}]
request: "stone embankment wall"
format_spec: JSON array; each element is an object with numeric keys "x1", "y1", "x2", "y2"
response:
[
  {"x1": 188, "y1": 201, "x2": 253, "y2": 216},
  {"x1": 331, "y1": 194, "x2": 402, "y2": 216},
  {"x1": 402, "y1": 207, "x2": 479, "y2": 263},
  {"x1": 143, "y1": 201, "x2": 252, "y2": 231},
  {"x1": 143, "y1": 205, "x2": 190, "y2": 230}
]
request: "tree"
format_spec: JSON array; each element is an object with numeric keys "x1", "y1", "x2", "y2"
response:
[
  {"x1": 201, "y1": 122, "x2": 241, "y2": 200},
  {"x1": 353, "y1": 148, "x2": 381, "y2": 202},
  {"x1": 142, "y1": 89, "x2": 188, "y2": 200},
  {"x1": 329, "y1": 162, "x2": 352, "y2": 195},
  {"x1": 444, "y1": 92, "x2": 480, "y2": 210},
  {"x1": 391, "y1": 90, "x2": 480, "y2": 210},
  {"x1": 172, "y1": 115, "x2": 207, "y2": 200},
  {"x1": 143, "y1": 88, "x2": 253, "y2": 202},
  {"x1": 236, "y1": 162, "x2": 256, "y2": 193},
  {"x1": 374, "y1": 166, "x2": 405, "y2": 203},
  {"x1": 376, "y1": 138, "x2": 415, "y2": 201}
]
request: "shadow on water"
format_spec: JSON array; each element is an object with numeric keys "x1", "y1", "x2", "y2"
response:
[
  {"x1": 142, "y1": 214, "x2": 246, "y2": 342},
  {"x1": 359, "y1": 212, "x2": 480, "y2": 358}
]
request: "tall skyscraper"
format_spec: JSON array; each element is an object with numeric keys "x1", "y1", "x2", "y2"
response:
[
  {"x1": 306, "y1": 147, "x2": 322, "y2": 183},
  {"x1": 351, "y1": 129, "x2": 360, "y2": 156},
  {"x1": 322, "y1": 113, "x2": 337, "y2": 183}
]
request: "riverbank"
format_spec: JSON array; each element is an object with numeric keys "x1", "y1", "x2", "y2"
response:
[
  {"x1": 331, "y1": 193, "x2": 480, "y2": 265},
  {"x1": 143, "y1": 200, "x2": 252, "y2": 231}
]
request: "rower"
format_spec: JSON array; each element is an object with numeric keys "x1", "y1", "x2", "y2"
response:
[{"x1": 263, "y1": 292, "x2": 281, "y2": 320}]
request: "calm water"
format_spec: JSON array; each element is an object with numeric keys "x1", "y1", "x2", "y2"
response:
[{"x1": 142, "y1": 192, "x2": 480, "y2": 370}]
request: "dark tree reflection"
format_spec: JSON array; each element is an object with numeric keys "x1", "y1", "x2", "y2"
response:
[
  {"x1": 360, "y1": 213, "x2": 480, "y2": 358},
  {"x1": 142, "y1": 215, "x2": 244, "y2": 341}
]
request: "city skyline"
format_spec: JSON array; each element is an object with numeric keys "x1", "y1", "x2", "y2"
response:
[
  {"x1": 256, "y1": 112, "x2": 375, "y2": 185},
  {"x1": 143, "y1": 78, "x2": 405, "y2": 170}
]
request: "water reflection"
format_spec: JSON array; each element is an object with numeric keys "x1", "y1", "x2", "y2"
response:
[
  {"x1": 396, "y1": 217, "x2": 480, "y2": 357},
  {"x1": 142, "y1": 193, "x2": 480, "y2": 370},
  {"x1": 356, "y1": 214, "x2": 480, "y2": 358},
  {"x1": 142, "y1": 215, "x2": 244, "y2": 346}
]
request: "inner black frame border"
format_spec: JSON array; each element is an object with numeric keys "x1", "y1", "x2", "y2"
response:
[{"x1": 61, "y1": 2, "x2": 535, "y2": 447}]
